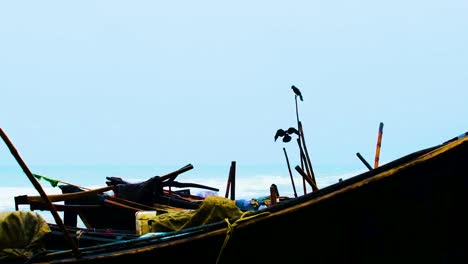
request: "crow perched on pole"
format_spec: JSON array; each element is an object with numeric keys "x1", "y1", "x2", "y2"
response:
[{"x1": 291, "y1": 85, "x2": 303, "y2": 101}]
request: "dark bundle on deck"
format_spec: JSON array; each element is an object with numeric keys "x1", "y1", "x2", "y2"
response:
[
  {"x1": 57, "y1": 175, "x2": 199, "y2": 231},
  {"x1": 105, "y1": 175, "x2": 202, "y2": 209},
  {"x1": 59, "y1": 184, "x2": 136, "y2": 231},
  {"x1": 56, "y1": 164, "x2": 220, "y2": 231}
]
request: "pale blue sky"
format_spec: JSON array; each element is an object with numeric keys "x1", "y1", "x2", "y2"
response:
[{"x1": 1, "y1": 1, "x2": 467, "y2": 171}]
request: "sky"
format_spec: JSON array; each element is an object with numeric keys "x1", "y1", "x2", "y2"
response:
[{"x1": 1, "y1": 1, "x2": 467, "y2": 177}]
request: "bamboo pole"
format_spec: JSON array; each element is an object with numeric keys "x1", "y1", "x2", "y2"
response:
[
  {"x1": 224, "y1": 166, "x2": 231, "y2": 199},
  {"x1": 270, "y1": 184, "x2": 279, "y2": 206},
  {"x1": 283, "y1": 147, "x2": 298, "y2": 198},
  {"x1": 356, "y1": 152, "x2": 373, "y2": 170},
  {"x1": 0, "y1": 128, "x2": 81, "y2": 256},
  {"x1": 229, "y1": 161, "x2": 236, "y2": 200},
  {"x1": 374, "y1": 122, "x2": 384, "y2": 168},
  {"x1": 24, "y1": 187, "x2": 173, "y2": 212},
  {"x1": 26, "y1": 186, "x2": 114, "y2": 203},
  {"x1": 296, "y1": 138, "x2": 307, "y2": 195},
  {"x1": 295, "y1": 91, "x2": 300, "y2": 125},
  {"x1": 160, "y1": 163, "x2": 194, "y2": 182},
  {"x1": 292, "y1": 89, "x2": 307, "y2": 195},
  {"x1": 294, "y1": 165, "x2": 318, "y2": 191},
  {"x1": 155, "y1": 164, "x2": 194, "y2": 195},
  {"x1": 224, "y1": 183, "x2": 231, "y2": 198},
  {"x1": 291, "y1": 87, "x2": 319, "y2": 192},
  {"x1": 298, "y1": 121, "x2": 318, "y2": 191},
  {"x1": 297, "y1": 138, "x2": 316, "y2": 193},
  {"x1": 224, "y1": 178, "x2": 231, "y2": 199},
  {"x1": 106, "y1": 195, "x2": 179, "y2": 211}
]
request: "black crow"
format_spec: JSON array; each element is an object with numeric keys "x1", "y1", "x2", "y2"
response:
[{"x1": 291, "y1": 85, "x2": 303, "y2": 101}]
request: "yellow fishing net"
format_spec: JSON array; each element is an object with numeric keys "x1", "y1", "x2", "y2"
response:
[
  {"x1": 150, "y1": 196, "x2": 243, "y2": 233},
  {"x1": 0, "y1": 211, "x2": 51, "y2": 261}
]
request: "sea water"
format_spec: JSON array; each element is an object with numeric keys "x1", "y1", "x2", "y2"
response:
[{"x1": 0, "y1": 163, "x2": 365, "y2": 226}]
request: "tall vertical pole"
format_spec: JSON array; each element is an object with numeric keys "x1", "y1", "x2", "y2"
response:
[{"x1": 295, "y1": 96, "x2": 307, "y2": 194}]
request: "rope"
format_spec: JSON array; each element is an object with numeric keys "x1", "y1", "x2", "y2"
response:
[{"x1": 216, "y1": 211, "x2": 270, "y2": 264}]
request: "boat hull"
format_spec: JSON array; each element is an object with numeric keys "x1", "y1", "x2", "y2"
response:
[{"x1": 15, "y1": 137, "x2": 468, "y2": 264}]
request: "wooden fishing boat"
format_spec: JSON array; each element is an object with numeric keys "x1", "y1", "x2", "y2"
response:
[{"x1": 2, "y1": 129, "x2": 467, "y2": 263}]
